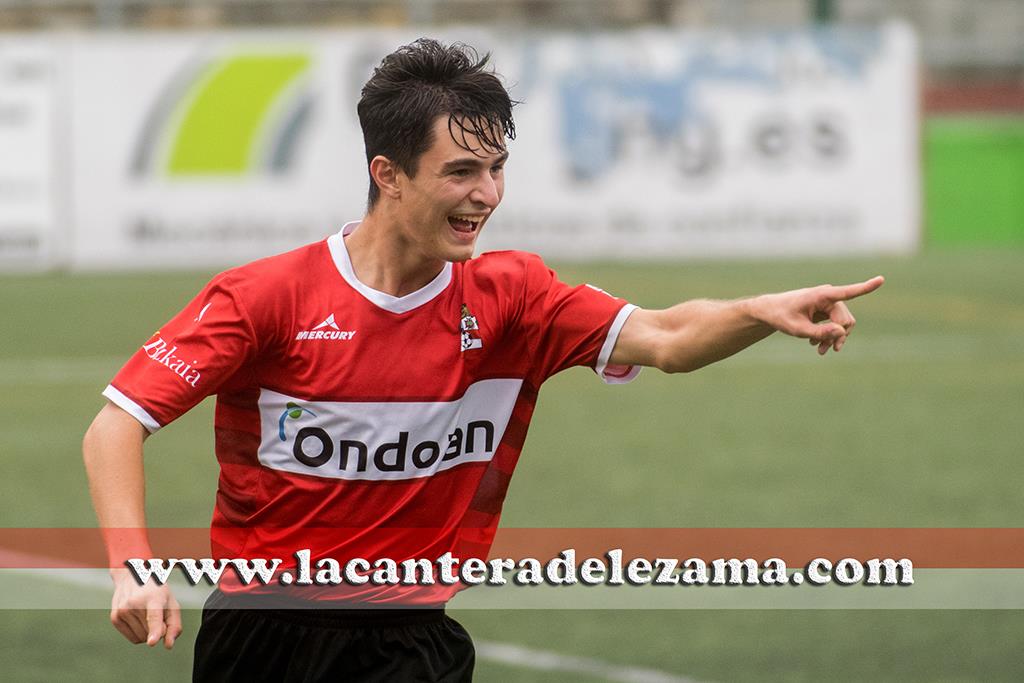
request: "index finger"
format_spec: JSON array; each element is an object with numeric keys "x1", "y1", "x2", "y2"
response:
[
  {"x1": 164, "y1": 597, "x2": 182, "y2": 650},
  {"x1": 828, "y1": 276, "x2": 885, "y2": 302},
  {"x1": 146, "y1": 599, "x2": 167, "y2": 647}
]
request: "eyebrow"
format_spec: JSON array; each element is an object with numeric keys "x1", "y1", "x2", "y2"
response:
[{"x1": 440, "y1": 152, "x2": 509, "y2": 174}]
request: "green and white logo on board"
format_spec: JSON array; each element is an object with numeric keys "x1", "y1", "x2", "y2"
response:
[{"x1": 131, "y1": 49, "x2": 315, "y2": 177}]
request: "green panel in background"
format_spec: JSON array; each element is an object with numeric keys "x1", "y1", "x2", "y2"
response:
[
  {"x1": 925, "y1": 117, "x2": 1024, "y2": 245},
  {"x1": 167, "y1": 53, "x2": 310, "y2": 175}
]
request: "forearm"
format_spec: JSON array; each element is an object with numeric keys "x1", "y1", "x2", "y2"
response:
[
  {"x1": 611, "y1": 276, "x2": 884, "y2": 373},
  {"x1": 648, "y1": 297, "x2": 775, "y2": 373},
  {"x1": 82, "y1": 403, "x2": 153, "y2": 569}
]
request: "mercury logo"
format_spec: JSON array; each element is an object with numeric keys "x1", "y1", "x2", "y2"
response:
[
  {"x1": 296, "y1": 314, "x2": 357, "y2": 341},
  {"x1": 313, "y1": 314, "x2": 339, "y2": 331}
]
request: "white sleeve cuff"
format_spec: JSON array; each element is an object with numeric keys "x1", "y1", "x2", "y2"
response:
[
  {"x1": 102, "y1": 385, "x2": 162, "y2": 433},
  {"x1": 595, "y1": 304, "x2": 642, "y2": 385}
]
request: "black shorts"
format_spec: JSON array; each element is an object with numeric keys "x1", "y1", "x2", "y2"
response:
[{"x1": 193, "y1": 590, "x2": 475, "y2": 682}]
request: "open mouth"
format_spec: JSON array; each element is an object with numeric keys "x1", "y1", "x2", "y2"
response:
[{"x1": 447, "y1": 214, "x2": 484, "y2": 234}]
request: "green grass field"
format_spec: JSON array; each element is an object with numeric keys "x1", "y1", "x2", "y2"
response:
[{"x1": 1, "y1": 247, "x2": 1022, "y2": 681}]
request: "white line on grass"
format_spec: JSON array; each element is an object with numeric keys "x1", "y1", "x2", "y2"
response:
[
  {"x1": 10, "y1": 564, "x2": 705, "y2": 683},
  {"x1": 474, "y1": 640, "x2": 703, "y2": 683},
  {"x1": 0, "y1": 358, "x2": 123, "y2": 385}
]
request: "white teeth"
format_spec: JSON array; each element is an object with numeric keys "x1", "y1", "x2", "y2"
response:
[{"x1": 449, "y1": 215, "x2": 484, "y2": 222}]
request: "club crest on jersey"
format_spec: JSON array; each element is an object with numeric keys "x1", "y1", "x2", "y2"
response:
[
  {"x1": 295, "y1": 314, "x2": 357, "y2": 341},
  {"x1": 460, "y1": 304, "x2": 483, "y2": 352}
]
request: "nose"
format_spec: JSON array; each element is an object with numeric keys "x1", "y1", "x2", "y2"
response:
[{"x1": 469, "y1": 171, "x2": 501, "y2": 209}]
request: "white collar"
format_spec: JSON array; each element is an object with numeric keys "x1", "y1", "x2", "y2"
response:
[{"x1": 326, "y1": 221, "x2": 453, "y2": 314}]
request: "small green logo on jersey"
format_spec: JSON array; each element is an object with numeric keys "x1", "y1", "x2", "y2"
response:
[{"x1": 278, "y1": 401, "x2": 316, "y2": 441}]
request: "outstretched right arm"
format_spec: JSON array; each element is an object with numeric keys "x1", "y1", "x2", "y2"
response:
[{"x1": 82, "y1": 401, "x2": 182, "y2": 649}]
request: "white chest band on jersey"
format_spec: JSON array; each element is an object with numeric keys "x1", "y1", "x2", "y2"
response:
[{"x1": 257, "y1": 379, "x2": 523, "y2": 481}]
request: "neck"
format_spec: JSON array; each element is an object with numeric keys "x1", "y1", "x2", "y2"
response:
[{"x1": 344, "y1": 208, "x2": 446, "y2": 298}]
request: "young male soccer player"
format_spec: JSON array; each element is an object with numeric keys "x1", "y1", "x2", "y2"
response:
[{"x1": 83, "y1": 38, "x2": 884, "y2": 680}]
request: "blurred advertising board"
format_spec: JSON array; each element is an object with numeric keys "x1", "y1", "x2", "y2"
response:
[
  {"x1": 9, "y1": 25, "x2": 920, "y2": 270},
  {"x1": 0, "y1": 38, "x2": 61, "y2": 269},
  {"x1": 68, "y1": 33, "x2": 362, "y2": 270},
  {"x1": 482, "y1": 23, "x2": 921, "y2": 259}
]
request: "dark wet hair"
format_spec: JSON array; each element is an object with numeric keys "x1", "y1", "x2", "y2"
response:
[{"x1": 357, "y1": 38, "x2": 517, "y2": 209}]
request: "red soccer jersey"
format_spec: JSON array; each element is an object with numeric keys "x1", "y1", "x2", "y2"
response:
[{"x1": 104, "y1": 221, "x2": 639, "y2": 603}]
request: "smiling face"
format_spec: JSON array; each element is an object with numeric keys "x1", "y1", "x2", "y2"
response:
[{"x1": 391, "y1": 115, "x2": 508, "y2": 263}]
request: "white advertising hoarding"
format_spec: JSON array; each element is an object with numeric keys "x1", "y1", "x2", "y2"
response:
[
  {"x1": 68, "y1": 33, "x2": 367, "y2": 269},
  {"x1": 32, "y1": 25, "x2": 920, "y2": 269},
  {"x1": 0, "y1": 38, "x2": 61, "y2": 269},
  {"x1": 481, "y1": 23, "x2": 921, "y2": 258}
]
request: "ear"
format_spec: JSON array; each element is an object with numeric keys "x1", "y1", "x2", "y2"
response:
[{"x1": 369, "y1": 155, "x2": 402, "y2": 201}]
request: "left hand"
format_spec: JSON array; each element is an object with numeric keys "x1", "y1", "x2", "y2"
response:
[{"x1": 754, "y1": 276, "x2": 885, "y2": 355}]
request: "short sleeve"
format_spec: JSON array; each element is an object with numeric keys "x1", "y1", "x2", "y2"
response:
[
  {"x1": 518, "y1": 254, "x2": 640, "y2": 384},
  {"x1": 103, "y1": 273, "x2": 257, "y2": 433}
]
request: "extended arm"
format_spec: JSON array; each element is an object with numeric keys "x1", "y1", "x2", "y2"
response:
[
  {"x1": 82, "y1": 402, "x2": 182, "y2": 648},
  {"x1": 610, "y1": 276, "x2": 884, "y2": 373}
]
